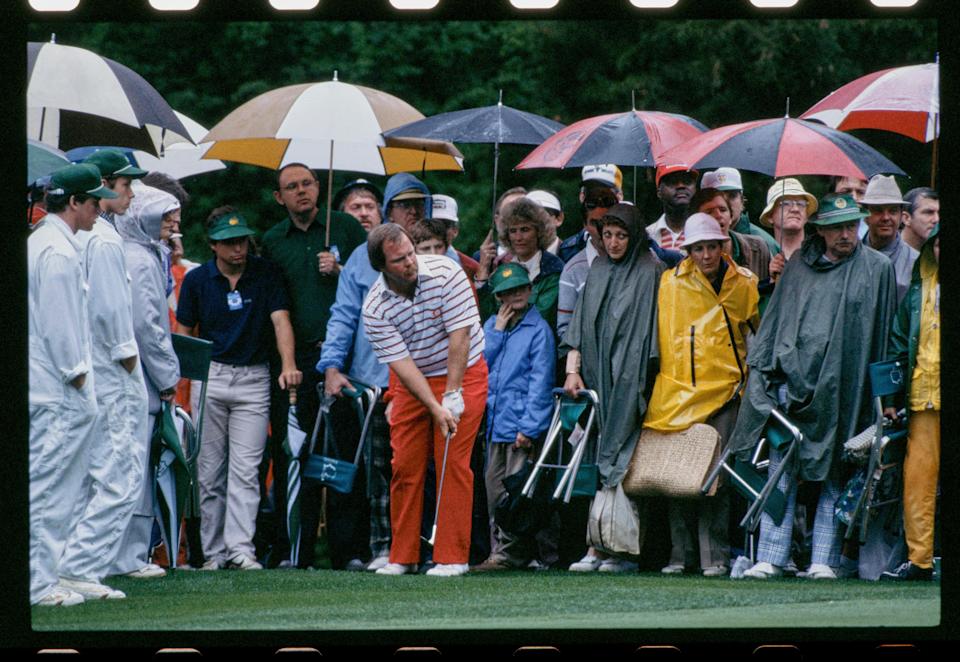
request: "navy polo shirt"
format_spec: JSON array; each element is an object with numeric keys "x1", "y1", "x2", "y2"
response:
[{"x1": 176, "y1": 255, "x2": 289, "y2": 366}]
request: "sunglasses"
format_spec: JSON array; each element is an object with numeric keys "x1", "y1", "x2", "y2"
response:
[{"x1": 584, "y1": 197, "x2": 617, "y2": 210}]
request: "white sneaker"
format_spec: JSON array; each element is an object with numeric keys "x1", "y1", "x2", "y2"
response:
[
  {"x1": 124, "y1": 563, "x2": 166, "y2": 579},
  {"x1": 568, "y1": 554, "x2": 601, "y2": 572},
  {"x1": 702, "y1": 565, "x2": 729, "y2": 577},
  {"x1": 425, "y1": 563, "x2": 469, "y2": 577},
  {"x1": 375, "y1": 563, "x2": 417, "y2": 576},
  {"x1": 743, "y1": 561, "x2": 782, "y2": 579},
  {"x1": 805, "y1": 563, "x2": 838, "y2": 580},
  {"x1": 58, "y1": 578, "x2": 125, "y2": 600},
  {"x1": 35, "y1": 586, "x2": 85, "y2": 607},
  {"x1": 200, "y1": 558, "x2": 223, "y2": 571},
  {"x1": 598, "y1": 558, "x2": 638, "y2": 573},
  {"x1": 661, "y1": 563, "x2": 685, "y2": 575},
  {"x1": 226, "y1": 553, "x2": 263, "y2": 570},
  {"x1": 365, "y1": 555, "x2": 391, "y2": 572}
]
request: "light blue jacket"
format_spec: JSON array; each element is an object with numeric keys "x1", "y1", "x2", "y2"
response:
[
  {"x1": 316, "y1": 241, "x2": 389, "y2": 388},
  {"x1": 483, "y1": 305, "x2": 555, "y2": 443}
]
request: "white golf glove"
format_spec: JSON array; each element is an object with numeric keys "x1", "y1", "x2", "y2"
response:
[{"x1": 441, "y1": 388, "x2": 465, "y2": 421}]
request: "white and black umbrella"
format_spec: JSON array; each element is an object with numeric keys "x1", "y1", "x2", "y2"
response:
[{"x1": 27, "y1": 38, "x2": 190, "y2": 155}]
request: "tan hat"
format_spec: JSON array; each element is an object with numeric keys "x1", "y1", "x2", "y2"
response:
[
  {"x1": 681, "y1": 213, "x2": 729, "y2": 248},
  {"x1": 391, "y1": 188, "x2": 428, "y2": 202},
  {"x1": 860, "y1": 175, "x2": 904, "y2": 206},
  {"x1": 759, "y1": 178, "x2": 818, "y2": 227}
]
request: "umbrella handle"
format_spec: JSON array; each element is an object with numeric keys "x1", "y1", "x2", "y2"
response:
[{"x1": 289, "y1": 388, "x2": 297, "y2": 406}]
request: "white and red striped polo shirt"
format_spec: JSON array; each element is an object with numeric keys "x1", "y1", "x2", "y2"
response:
[
  {"x1": 362, "y1": 254, "x2": 484, "y2": 377},
  {"x1": 646, "y1": 214, "x2": 686, "y2": 252}
]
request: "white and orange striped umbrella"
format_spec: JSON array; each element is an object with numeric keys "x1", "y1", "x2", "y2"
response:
[{"x1": 201, "y1": 75, "x2": 464, "y2": 173}]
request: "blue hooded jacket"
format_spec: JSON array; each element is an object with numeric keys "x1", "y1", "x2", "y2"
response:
[
  {"x1": 381, "y1": 172, "x2": 432, "y2": 220},
  {"x1": 483, "y1": 305, "x2": 556, "y2": 443}
]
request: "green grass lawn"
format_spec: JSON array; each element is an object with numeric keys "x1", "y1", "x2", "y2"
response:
[{"x1": 31, "y1": 569, "x2": 940, "y2": 631}]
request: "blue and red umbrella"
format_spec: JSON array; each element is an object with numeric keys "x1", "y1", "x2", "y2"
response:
[
  {"x1": 516, "y1": 110, "x2": 708, "y2": 170},
  {"x1": 658, "y1": 116, "x2": 904, "y2": 180}
]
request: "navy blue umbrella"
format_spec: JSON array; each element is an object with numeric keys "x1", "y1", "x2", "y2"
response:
[{"x1": 385, "y1": 92, "x2": 565, "y2": 218}]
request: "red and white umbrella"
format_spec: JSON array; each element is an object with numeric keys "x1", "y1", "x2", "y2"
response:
[
  {"x1": 659, "y1": 116, "x2": 904, "y2": 181},
  {"x1": 516, "y1": 110, "x2": 707, "y2": 170},
  {"x1": 801, "y1": 63, "x2": 939, "y2": 143}
]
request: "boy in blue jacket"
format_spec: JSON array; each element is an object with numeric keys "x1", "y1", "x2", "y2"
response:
[{"x1": 472, "y1": 263, "x2": 555, "y2": 571}]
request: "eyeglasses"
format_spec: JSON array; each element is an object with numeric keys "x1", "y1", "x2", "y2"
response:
[
  {"x1": 281, "y1": 179, "x2": 318, "y2": 193},
  {"x1": 778, "y1": 199, "x2": 809, "y2": 209},
  {"x1": 392, "y1": 199, "x2": 425, "y2": 210},
  {"x1": 584, "y1": 197, "x2": 617, "y2": 210}
]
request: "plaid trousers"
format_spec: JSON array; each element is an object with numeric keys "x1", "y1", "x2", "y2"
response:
[
  {"x1": 365, "y1": 402, "x2": 392, "y2": 558},
  {"x1": 756, "y1": 446, "x2": 843, "y2": 569}
]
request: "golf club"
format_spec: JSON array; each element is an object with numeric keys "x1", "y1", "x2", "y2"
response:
[{"x1": 422, "y1": 430, "x2": 453, "y2": 548}]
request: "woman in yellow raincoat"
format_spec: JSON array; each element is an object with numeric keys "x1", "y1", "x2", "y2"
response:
[{"x1": 644, "y1": 213, "x2": 759, "y2": 577}]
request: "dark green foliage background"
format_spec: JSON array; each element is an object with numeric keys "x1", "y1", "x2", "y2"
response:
[{"x1": 29, "y1": 19, "x2": 936, "y2": 261}]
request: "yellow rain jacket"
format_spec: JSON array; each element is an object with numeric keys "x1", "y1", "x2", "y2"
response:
[{"x1": 644, "y1": 254, "x2": 760, "y2": 432}]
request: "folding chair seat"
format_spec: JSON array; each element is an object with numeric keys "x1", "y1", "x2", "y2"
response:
[
  {"x1": 701, "y1": 407, "x2": 803, "y2": 534},
  {"x1": 521, "y1": 388, "x2": 601, "y2": 504},
  {"x1": 844, "y1": 358, "x2": 909, "y2": 543},
  {"x1": 164, "y1": 333, "x2": 214, "y2": 568}
]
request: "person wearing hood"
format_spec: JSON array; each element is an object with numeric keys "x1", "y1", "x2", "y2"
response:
[
  {"x1": 562, "y1": 203, "x2": 665, "y2": 573},
  {"x1": 732, "y1": 193, "x2": 896, "y2": 580},
  {"x1": 29, "y1": 164, "x2": 117, "y2": 607},
  {"x1": 262, "y1": 163, "x2": 366, "y2": 569},
  {"x1": 644, "y1": 213, "x2": 760, "y2": 578},
  {"x1": 57, "y1": 151, "x2": 152, "y2": 598},
  {"x1": 881, "y1": 225, "x2": 940, "y2": 581},
  {"x1": 109, "y1": 182, "x2": 183, "y2": 580}
]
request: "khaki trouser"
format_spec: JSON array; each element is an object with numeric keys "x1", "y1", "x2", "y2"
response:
[
  {"x1": 903, "y1": 409, "x2": 940, "y2": 569},
  {"x1": 193, "y1": 362, "x2": 270, "y2": 564}
]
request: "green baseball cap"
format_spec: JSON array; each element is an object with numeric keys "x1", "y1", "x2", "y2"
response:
[
  {"x1": 810, "y1": 193, "x2": 867, "y2": 227},
  {"x1": 82, "y1": 148, "x2": 148, "y2": 179},
  {"x1": 48, "y1": 163, "x2": 118, "y2": 199},
  {"x1": 208, "y1": 211, "x2": 256, "y2": 241},
  {"x1": 490, "y1": 262, "x2": 531, "y2": 294}
]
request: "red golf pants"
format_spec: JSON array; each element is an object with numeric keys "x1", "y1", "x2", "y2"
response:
[{"x1": 388, "y1": 359, "x2": 488, "y2": 565}]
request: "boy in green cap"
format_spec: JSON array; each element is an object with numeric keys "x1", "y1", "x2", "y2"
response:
[{"x1": 472, "y1": 263, "x2": 556, "y2": 572}]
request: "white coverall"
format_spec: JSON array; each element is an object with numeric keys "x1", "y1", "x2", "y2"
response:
[
  {"x1": 28, "y1": 214, "x2": 98, "y2": 604},
  {"x1": 110, "y1": 186, "x2": 182, "y2": 575},
  {"x1": 59, "y1": 214, "x2": 150, "y2": 582}
]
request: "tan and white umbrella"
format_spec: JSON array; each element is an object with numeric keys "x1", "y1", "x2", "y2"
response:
[{"x1": 202, "y1": 74, "x2": 464, "y2": 245}]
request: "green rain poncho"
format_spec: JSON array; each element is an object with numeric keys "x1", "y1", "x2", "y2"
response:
[
  {"x1": 728, "y1": 236, "x2": 896, "y2": 482},
  {"x1": 561, "y1": 204, "x2": 664, "y2": 487}
]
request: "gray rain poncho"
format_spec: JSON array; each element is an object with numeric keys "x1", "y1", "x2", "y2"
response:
[
  {"x1": 561, "y1": 204, "x2": 665, "y2": 487},
  {"x1": 115, "y1": 183, "x2": 181, "y2": 414},
  {"x1": 728, "y1": 236, "x2": 896, "y2": 482}
]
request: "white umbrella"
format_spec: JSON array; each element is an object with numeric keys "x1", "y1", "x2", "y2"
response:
[{"x1": 132, "y1": 111, "x2": 226, "y2": 180}]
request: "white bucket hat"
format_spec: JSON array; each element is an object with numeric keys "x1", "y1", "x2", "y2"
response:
[
  {"x1": 860, "y1": 174, "x2": 904, "y2": 206},
  {"x1": 759, "y1": 178, "x2": 818, "y2": 228},
  {"x1": 681, "y1": 213, "x2": 730, "y2": 248}
]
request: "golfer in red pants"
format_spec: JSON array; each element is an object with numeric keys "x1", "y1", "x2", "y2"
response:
[{"x1": 362, "y1": 224, "x2": 487, "y2": 577}]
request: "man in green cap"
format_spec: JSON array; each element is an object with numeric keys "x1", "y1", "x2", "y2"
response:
[
  {"x1": 56, "y1": 152, "x2": 156, "y2": 592},
  {"x1": 29, "y1": 164, "x2": 119, "y2": 606},
  {"x1": 733, "y1": 193, "x2": 896, "y2": 581},
  {"x1": 176, "y1": 207, "x2": 301, "y2": 570}
]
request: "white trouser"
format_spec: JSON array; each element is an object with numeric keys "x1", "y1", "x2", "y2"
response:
[
  {"x1": 194, "y1": 362, "x2": 270, "y2": 563},
  {"x1": 59, "y1": 360, "x2": 149, "y2": 582},
  {"x1": 107, "y1": 407, "x2": 157, "y2": 576},
  {"x1": 30, "y1": 379, "x2": 98, "y2": 603}
]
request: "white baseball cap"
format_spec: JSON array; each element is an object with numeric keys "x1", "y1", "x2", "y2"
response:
[
  {"x1": 526, "y1": 190, "x2": 562, "y2": 213},
  {"x1": 701, "y1": 167, "x2": 743, "y2": 192},
  {"x1": 581, "y1": 164, "x2": 622, "y2": 190},
  {"x1": 431, "y1": 194, "x2": 459, "y2": 222}
]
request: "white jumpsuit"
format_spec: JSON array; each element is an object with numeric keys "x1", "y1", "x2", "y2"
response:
[
  {"x1": 59, "y1": 215, "x2": 150, "y2": 582},
  {"x1": 28, "y1": 214, "x2": 98, "y2": 604},
  {"x1": 110, "y1": 187, "x2": 182, "y2": 575}
]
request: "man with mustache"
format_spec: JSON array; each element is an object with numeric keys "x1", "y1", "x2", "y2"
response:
[{"x1": 732, "y1": 193, "x2": 897, "y2": 581}]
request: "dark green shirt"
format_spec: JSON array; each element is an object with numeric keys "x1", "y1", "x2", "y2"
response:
[
  {"x1": 734, "y1": 211, "x2": 780, "y2": 256},
  {"x1": 260, "y1": 208, "x2": 366, "y2": 349}
]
